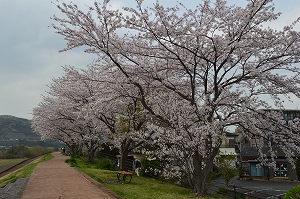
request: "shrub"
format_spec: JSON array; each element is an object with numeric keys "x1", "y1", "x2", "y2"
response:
[
  {"x1": 140, "y1": 156, "x2": 163, "y2": 177},
  {"x1": 0, "y1": 145, "x2": 53, "y2": 159},
  {"x1": 96, "y1": 158, "x2": 116, "y2": 170},
  {"x1": 285, "y1": 185, "x2": 300, "y2": 199},
  {"x1": 65, "y1": 156, "x2": 77, "y2": 167},
  {"x1": 24, "y1": 146, "x2": 53, "y2": 158},
  {"x1": 208, "y1": 170, "x2": 219, "y2": 184}
]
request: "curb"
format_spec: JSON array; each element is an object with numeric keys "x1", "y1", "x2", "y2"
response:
[{"x1": 75, "y1": 168, "x2": 123, "y2": 199}]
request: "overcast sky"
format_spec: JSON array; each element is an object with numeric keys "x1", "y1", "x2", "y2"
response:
[{"x1": 0, "y1": 0, "x2": 300, "y2": 120}]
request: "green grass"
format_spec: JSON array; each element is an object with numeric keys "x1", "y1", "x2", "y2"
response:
[
  {"x1": 0, "y1": 153, "x2": 53, "y2": 187},
  {"x1": 74, "y1": 158, "x2": 214, "y2": 199},
  {"x1": 0, "y1": 159, "x2": 27, "y2": 167}
]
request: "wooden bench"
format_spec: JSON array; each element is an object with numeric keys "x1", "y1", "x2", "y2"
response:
[{"x1": 117, "y1": 171, "x2": 133, "y2": 183}]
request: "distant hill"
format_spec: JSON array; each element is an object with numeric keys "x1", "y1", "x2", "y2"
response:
[
  {"x1": 0, "y1": 115, "x2": 39, "y2": 140},
  {"x1": 0, "y1": 115, "x2": 61, "y2": 148}
]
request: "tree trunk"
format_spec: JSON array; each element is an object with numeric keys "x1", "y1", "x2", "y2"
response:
[
  {"x1": 68, "y1": 143, "x2": 82, "y2": 156},
  {"x1": 86, "y1": 140, "x2": 99, "y2": 162},
  {"x1": 120, "y1": 138, "x2": 135, "y2": 171},
  {"x1": 120, "y1": 148, "x2": 130, "y2": 171},
  {"x1": 192, "y1": 151, "x2": 202, "y2": 194},
  {"x1": 87, "y1": 148, "x2": 97, "y2": 162},
  {"x1": 192, "y1": 151, "x2": 215, "y2": 196}
]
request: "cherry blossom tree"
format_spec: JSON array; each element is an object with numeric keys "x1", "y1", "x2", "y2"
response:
[
  {"x1": 32, "y1": 96, "x2": 85, "y2": 156},
  {"x1": 71, "y1": 65, "x2": 149, "y2": 171},
  {"x1": 93, "y1": 96, "x2": 148, "y2": 171},
  {"x1": 51, "y1": 0, "x2": 300, "y2": 195},
  {"x1": 34, "y1": 64, "x2": 149, "y2": 168},
  {"x1": 32, "y1": 66, "x2": 109, "y2": 161}
]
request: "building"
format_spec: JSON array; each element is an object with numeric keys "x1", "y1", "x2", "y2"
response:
[
  {"x1": 236, "y1": 109, "x2": 300, "y2": 181},
  {"x1": 219, "y1": 132, "x2": 237, "y2": 155}
]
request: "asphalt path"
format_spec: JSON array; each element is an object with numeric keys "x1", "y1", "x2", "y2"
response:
[
  {"x1": 233, "y1": 179, "x2": 299, "y2": 198},
  {"x1": 210, "y1": 177, "x2": 300, "y2": 198}
]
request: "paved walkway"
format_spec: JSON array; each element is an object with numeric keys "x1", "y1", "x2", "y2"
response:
[{"x1": 21, "y1": 152, "x2": 116, "y2": 199}]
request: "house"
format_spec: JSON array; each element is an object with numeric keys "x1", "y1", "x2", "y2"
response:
[
  {"x1": 236, "y1": 109, "x2": 300, "y2": 181},
  {"x1": 219, "y1": 132, "x2": 237, "y2": 155}
]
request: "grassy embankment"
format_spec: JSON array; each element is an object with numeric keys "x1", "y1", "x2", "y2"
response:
[
  {"x1": 72, "y1": 157, "x2": 216, "y2": 199},
  {"x1": 0, "y1": 159, "x2": 27, "y2": 167},
  {"x1": 0, "y1": 153, "x2": 53, "y2": 187}
]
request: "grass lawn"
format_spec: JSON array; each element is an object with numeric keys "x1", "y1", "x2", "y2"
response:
[
  {"x1": 0, "y1": 159, "x2": 27, "y2": 168},
  {"x1": 74, "y1": 158, "x2": 215, "y2": 199},
  {"x1": 0, "y1": 153, "x2": 53, "y2": 187}
]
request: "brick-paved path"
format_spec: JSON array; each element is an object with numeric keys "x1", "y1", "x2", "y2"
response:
[{"x1": 21, "y1": 152, "x2": 118, "y2": 199}]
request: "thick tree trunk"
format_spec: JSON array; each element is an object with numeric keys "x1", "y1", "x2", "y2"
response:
[
  {"x1": 120, "y1": 138, "x2": 135, "y2": 171},
  {"x1": 86, "y1": 140, "x2": 99, "y2": 162},
  {"x1": 192, "y1": 151, "x2": 202, "y2": 194},
  {"x1": 87, "y1": 148, "x2": 97, "y2": 162},
  {"x1": 192, "y1": 151, "x2": 215, "y2": 196},
  {"x1": 120, "y1": 149, "x2": 130, "y2": 171}
]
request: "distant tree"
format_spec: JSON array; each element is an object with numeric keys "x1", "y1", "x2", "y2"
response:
[{"x1": 52, "y1": 0, "x2": 300, "y2": 196}]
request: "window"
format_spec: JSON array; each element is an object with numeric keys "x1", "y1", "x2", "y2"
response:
[
  {"x1": 283, "y1": 113, "x2": 294, "y2": 121},
  {"x1": 274, "y1": 162, "x2": 288, "y2": 177}
]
